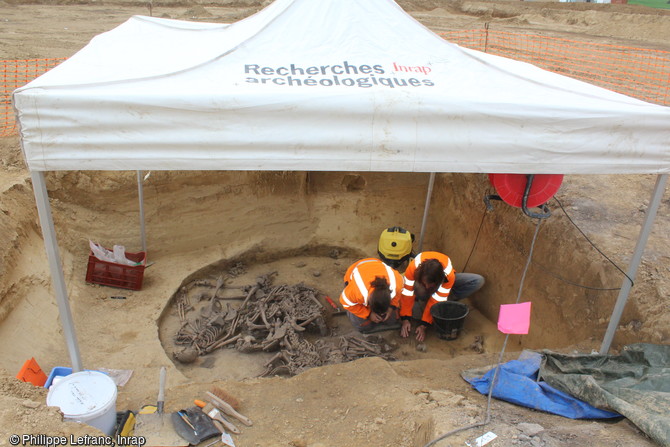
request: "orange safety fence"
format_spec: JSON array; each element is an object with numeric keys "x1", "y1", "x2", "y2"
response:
[
  {"x1": 441, "y1": 29, "x2": 670, "y2": 107},
  {"x1": 1, "y1": 58, "x2": 65, "y2": 136},
  {"x1": 2, "y1": 30, "x2": 670, "y2": 137}
]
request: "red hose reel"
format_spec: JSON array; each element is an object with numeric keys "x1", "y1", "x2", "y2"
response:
[{"x1": 487, "y1": 173, "x2": 564, "y2": 218}]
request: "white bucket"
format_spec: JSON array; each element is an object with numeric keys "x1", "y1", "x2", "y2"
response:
[{"x1": 46, "y1": 371, "x2": 117, "y2": 435}]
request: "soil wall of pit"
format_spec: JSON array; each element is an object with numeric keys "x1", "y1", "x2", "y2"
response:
[
  {"x1": 0, "y1": 169, "x2": 657, "y2": 378},
  {"x1": 40, "y1": 169, "x2": 632, "y2": 350},
  {"x1": 429, "y1": 173, "x2": 629, "y2": 350}
]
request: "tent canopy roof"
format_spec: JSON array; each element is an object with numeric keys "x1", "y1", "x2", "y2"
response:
[{"x1": 13, "y1": 0, "x2": 670, "y2": 173}]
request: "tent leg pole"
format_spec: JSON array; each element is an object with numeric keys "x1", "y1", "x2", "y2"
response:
[
  {"x1": 599, "y1": 173, "x2": 668, "y2": 355},
  {"x1": 417, "y1": 172, "x2": 436, "y2": 253},
  {"x1": 137, "y1": 170, "x2": 147, "y2": 257},
  {"x1": 31, "y1": 171, "x2": 83, "y2": 372}
]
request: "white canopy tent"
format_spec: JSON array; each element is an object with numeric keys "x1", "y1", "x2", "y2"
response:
[{"x1": 13, "y1": 0, "x2": 670, "y2": 371}]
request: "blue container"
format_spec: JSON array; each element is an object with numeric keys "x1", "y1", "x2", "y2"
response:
[{"x1": 44, "y1": 367, "x2": 73, "y2": 388}]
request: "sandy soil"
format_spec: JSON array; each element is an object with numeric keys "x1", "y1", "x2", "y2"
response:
[{"x1": 0, "y1": 1, "x2": 669, "y2": 446}]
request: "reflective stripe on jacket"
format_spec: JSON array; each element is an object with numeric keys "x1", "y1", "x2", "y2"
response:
[
  {"x1": 400, "y1": 251, "x2": 456, "y2": 325},
  {"x1": 339, "y1": 258, "x2": 403, "y2": 319}
]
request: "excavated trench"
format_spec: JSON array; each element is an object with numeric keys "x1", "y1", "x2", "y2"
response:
[
  {"x1": 0, "y1": 169, "x2": 643, "y2": 379},
  {"x1": 142, "y1": 171, "x2": 635, "y2": 381}
]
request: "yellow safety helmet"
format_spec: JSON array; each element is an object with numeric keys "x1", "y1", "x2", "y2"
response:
[{"x1": 378, "y1": 226, "x2": 414, "y2": 269}]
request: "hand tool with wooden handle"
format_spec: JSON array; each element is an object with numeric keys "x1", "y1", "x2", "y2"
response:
[
  {"x1": 201, "y1": 403, "x2": 240, "y2": 434},
  {"x1": 205, "y1": 391, "x2": 253, "y2": 426},
  {"x1": 195, "y1": 400, "x2": 241, "y2": 434},
  {"x1": 212, "y1": 420, "x2": 226, "y2": 434}
]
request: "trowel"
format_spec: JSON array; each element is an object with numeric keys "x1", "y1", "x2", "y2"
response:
[{"x1": 133, "y1": 367, "x2": 188, "y2": 446}]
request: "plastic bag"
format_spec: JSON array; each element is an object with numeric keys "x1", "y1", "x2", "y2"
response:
[
  {"x1": 89, "y1": 241, "x2": 137, "y2": 266},
  {"x1": 113, "y1": 245, "x2": 131, "y2": 265}
]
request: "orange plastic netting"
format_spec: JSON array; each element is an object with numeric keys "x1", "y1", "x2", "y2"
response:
[
  {"x1": 1, "y1": 58, "x2": 65, "y2": 136},
  {"x1": 441, "y1": 29, "x2": 670, "y2": 107},
  {"x1": 2, "y1": 30, "x2": 669, "y2": 137}
]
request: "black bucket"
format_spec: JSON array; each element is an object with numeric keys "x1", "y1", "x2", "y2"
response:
[{"x1": 430, "y1": 301, "x2": 469, "y2": 340}]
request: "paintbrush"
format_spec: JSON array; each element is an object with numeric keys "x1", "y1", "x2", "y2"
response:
[
  {"x1": 205, "y1": 391, "x2": 253, "y2": 426},
  {"x1": 195, "y1": 400, "x2": 241, "y2": 434}
]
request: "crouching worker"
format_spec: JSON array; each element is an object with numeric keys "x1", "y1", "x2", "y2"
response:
[
  {"x1": 340, "y1": 258, "x2": 404, "y2": 333},
  {"x1": 400, "y1": 251, "x2": 484, "y2": 342}
]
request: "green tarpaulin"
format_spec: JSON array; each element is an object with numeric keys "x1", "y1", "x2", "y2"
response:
[{"x1": 539, "y1": 343, "x2": 670, "y2": 447}]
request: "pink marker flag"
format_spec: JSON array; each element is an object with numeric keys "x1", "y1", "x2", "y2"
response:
[{"x1": 497, "y1": 302, "x2": 532, "y2": 334}]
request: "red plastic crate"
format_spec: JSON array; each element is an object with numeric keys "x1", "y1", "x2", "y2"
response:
[{"x1": 85, "y1": 249, "x2": 146, "y2": 290}]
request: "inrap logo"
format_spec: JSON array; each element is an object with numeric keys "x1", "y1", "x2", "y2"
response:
[
  {"x1": 243, "y1": 60, "x2": 435, "y2": 89},
  {"x1": 392, "y1": 63, "x2": 432, "y2": 75}
]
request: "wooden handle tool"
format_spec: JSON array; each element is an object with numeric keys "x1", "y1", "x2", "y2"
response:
[
  {"x1": 196, "y1": 399, "x2": 240, "y2": 434},
  {"x1": 201, "y1": 403, "x2": 240, "y2": 434},
  {"x1": 212, "y1": 420, "x2": 226, "y2": 434},
  {"x1": 205, "y1": 391, "x2": 253, "y2": 426}
]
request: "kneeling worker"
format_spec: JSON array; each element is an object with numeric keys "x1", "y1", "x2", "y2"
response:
[
  {"x1": 399, "y1": 251, "x2": 484, "y2": 341},
  {"x1": 339, "y1": 258, "x2": 404, "y2": 333}
]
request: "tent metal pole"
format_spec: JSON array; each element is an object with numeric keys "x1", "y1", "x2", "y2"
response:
[
  {"x1": 599, "y1": 173, "x2": 668, "y2": 355},
  {"x1": 137, "y1": 171, "x2": 147, "y2": 256},
  {"x1": 417, "y1": 172, "x2": 436, "y2": 253},
  {"x1": 30, "y1": 171, "x2": 83, "y2": 372}
]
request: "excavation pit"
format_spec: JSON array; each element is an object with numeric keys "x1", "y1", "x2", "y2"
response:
[{"x1": 158, "y1": 245, "x2": 512, "y2": 382}]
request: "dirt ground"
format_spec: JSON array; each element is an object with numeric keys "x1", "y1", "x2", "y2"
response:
[{"x1": 0, "y1": 0, "x2": 669, "y2": 446}]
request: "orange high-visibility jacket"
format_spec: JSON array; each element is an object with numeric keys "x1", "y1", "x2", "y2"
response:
[
  {"x1": 339, "y1": 258, "x2": 403, "y2": 319},
  {"x1": 400, "y1": 251, "x2": 456, "y2": 325}
]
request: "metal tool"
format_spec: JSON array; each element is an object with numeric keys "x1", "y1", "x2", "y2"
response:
[
  {"x1": 325, "y1": 295, "x2": 346, "y2": 316},
  {"x1": 205, "y1": 433, "x2": 237, "y2": 447},
  {"x1": 133, "y1": 367, "x2": 188, "y2": 446}
]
